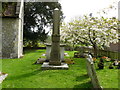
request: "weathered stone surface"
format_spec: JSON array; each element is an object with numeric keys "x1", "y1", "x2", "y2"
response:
[
  {"x1": 42, "y1": 9, "x2": 69, "y2": 70},
  {"x1": 1, "y1": 1, "x2": 24, "y2": 59},
  {"x1": 41, "y1": 62, "x2": 69, "y2": 70},
  {"x1": 0, "y1": 72, "x2": 8, "y2": 84},
  {"x1": 46, "y1": 43, "x2": 65, "y2": 61},
  {"x1": 0, "y1": 33, "x2": 2, "y2": 59},
  {"x1": 2, "y1": 18, "x2": 23, "y2": 59},
  {"x1": 85, "y1": 54, "x2": 102, "y2": 89},
  {"x1": 2, "y1": 18, "x2": 19, "y2": 58},
  {"x1": 0, "y1": 16, "x2": 2, "y2": 59},
  {"x1": 49, "y1": 9, "x2": 61, "y2": 65},
  {"x1": 49, "y1": 37, "x2": 61, "y2": 65}
]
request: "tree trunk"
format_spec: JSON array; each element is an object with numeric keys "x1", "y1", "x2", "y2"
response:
[
  {"x1": 72, "y1": 41, "x2": 75, "y2": 51},
  {"x1": 93, "y1": 44, "x2": 97, "y2": 58},
  {"x1": 72, "y1": 44, "x2": 74, "y2": 51}
]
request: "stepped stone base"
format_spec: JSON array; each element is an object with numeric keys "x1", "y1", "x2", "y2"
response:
[{"x1": 41, "y1": 62, "x2": 69, "y2": 70}]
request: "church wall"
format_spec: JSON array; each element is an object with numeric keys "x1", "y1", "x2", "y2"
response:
[
  {"x1": 1, "y1": 1, "x2": 24, "y2": 59},
  {"x1": 2, "y1": 17, "x2": 20, "y2": 58}
]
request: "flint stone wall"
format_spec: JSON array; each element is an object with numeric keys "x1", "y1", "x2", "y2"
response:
[
  {"x1": 0, "y1": 18, "x2": 2, "y2": 59},
  {"x1": 0, "y1": 1, "x2": 24, "y2": 59},
  {"x1": 2, "y1": 17, "x2": 23, "y2": 59}
]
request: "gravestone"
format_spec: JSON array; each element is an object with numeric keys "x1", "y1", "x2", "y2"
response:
[
  {"x1": 41, "y1": 8, "x2": 69, "y2": 70},
  {"x1": 45, "y1": 43, "x2": 65, "y2": 61},
  {"x1": 85, "y1": 54, "x2": 102, "y2": 89},
  {"x1": 49, "y1": 8, "x2": 61, "y2": 65},
  {"x1": 0, "y1": 1, "x2": 24, "y2": 59},
  {"x1": 0, "y1": 72, "x2": 8, "y2": 84}
]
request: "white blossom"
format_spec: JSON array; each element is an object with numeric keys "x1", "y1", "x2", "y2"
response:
[{"x1": 60, "y1": 16, "x2": 119, "y2": 50}]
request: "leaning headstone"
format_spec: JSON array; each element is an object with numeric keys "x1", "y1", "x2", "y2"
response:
[{"x1": 85, "y1": 54, "x2": 102, "y2": 89}]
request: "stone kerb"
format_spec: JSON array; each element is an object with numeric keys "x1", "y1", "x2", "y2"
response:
[{"x1": 85, "y1": 54, "x2": 102, "y2": 89}]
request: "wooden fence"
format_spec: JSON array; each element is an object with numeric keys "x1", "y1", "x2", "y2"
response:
[
  {"x1": 97, "y1": 50, "x2": 120, "y2": 60},
  {"x1": 78, "y1": 47, "x2": 120, "y2": 60}
]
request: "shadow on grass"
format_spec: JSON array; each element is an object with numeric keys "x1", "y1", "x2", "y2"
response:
[
  {"x1": 23, "y1": 49, "x2": 45, "y2": 54},
  {"x1": 96, "y1": 68, "x2": 105, "y2": 71},
  {"x1": 73, "y1": 81, "x2": 93, "y2": 88},
  {"x1": 6, "y1": 69, "x2": 42, "y2": 80},
  {"x1": 76, "y1": 74, "x2": 89, "y2": 82},
  {"x1": 73, "y1": 74, "x2": 93, "y2": 88}
]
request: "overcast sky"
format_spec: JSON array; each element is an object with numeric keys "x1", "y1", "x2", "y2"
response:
[{"x1": 59, "y1": 0, "x2": 118, "y2": 22}]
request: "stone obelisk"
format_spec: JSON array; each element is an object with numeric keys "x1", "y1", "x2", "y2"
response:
[
  {"x1": 41, "y1": 8, "x2": 69, "y2": 70},
  {"x1": 49, "y1": 8, "x2": 61, "y2": 65}
]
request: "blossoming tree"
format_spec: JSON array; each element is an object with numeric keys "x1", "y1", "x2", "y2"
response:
[{"x1": 60, "y1": 16, "x2": 118, "y2": 57}]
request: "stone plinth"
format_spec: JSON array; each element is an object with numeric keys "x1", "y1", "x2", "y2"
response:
[
  {"x1": 46, "y1": 43, "x2": 65, "y2": 61},
  {"x1": 41, "y1": 62, "x2": 69, "y2": 70}
]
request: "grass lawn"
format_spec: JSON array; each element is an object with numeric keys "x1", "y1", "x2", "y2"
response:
[
  {"x1": 1, "y1": 49, "x2": 119, "y2": 88},
  {"x1": 95, "y1": 62, "x2": 119, "y2": 88},
  {"x1": 1, "y1": 49, "x2": 92, "y2": 88}
]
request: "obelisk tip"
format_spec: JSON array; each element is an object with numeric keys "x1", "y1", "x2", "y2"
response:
[{"x1": 54, "y1": 8, "x2": 59, "y2": 11}]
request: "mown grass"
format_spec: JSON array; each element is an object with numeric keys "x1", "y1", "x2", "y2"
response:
[
  {"x1": 95, "y1": 62, "x2": 119, "y2": 88},
  {"x1": 1, "y1": 49, "x2": 119, "y2": 88},
  {"x1": 1, "y1": 49, "x2": 92, "y2": 88}
]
